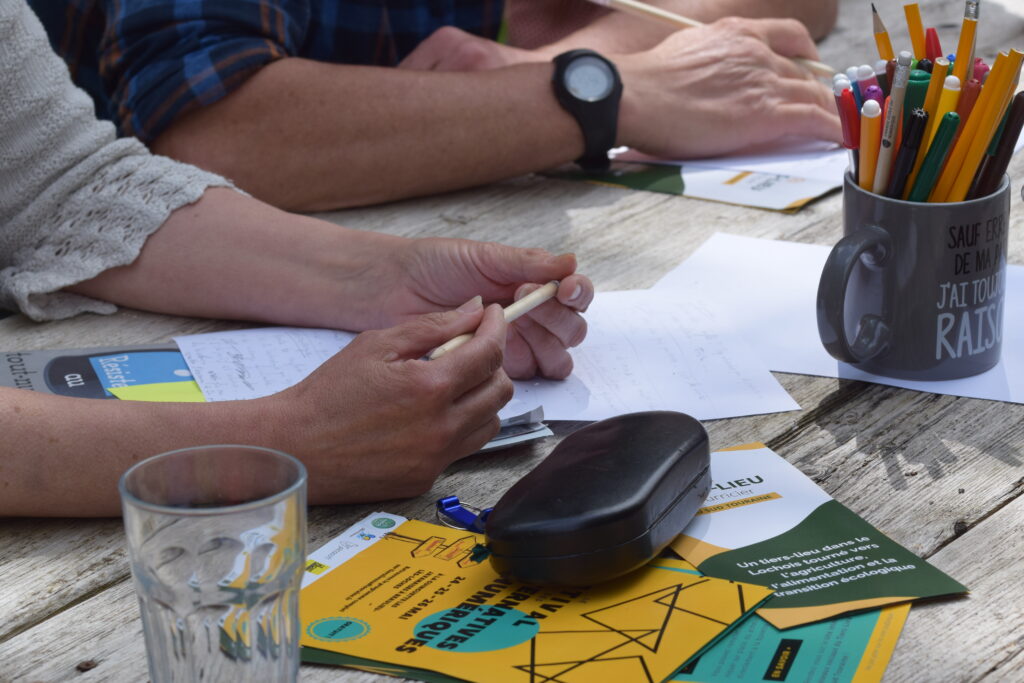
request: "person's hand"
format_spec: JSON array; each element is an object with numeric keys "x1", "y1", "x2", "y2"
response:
[
  {"x1": 269, "y1": 302, "x2": 513, "y2": 504},
  {"x1": 399, "y1": 26, "x2": 540, "y2": 71},
  {"x1": 615, "y1": 17, "x2": 843, "y2": 158},
  {"x1": 349, "y1": 237, "x2": 593, "y2": 380}
]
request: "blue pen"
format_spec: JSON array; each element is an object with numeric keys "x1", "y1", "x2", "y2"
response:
[{"x1": 846, "y1": 66, "x2": 863, "y2": 109}]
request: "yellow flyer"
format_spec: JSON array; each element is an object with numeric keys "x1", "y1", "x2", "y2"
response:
[{"x1": 300, "y1": 520, "x2": 773, "y2": 683}]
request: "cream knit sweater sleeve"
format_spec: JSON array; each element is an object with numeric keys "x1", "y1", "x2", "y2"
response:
[{"x1": 0, "y1": 0, "x2": 234, "y2": 321}]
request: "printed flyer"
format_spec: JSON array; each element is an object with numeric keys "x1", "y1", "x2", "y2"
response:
[
  {"x1": 299, "y1": 519, "x2": 773, "y2": 683},
  {"x1": 672, "y1": 603, "x2": 908, "y2": 683},
  {"x1": 671, "y1": 444, "x2": 967, "y2": 629},
  {"x1": 0, "y1": 343, "x2": 202, "y2": 400}
]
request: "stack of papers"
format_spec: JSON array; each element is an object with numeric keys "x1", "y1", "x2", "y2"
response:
[
  {"x1": 298, "y1": 517, "x2": 772, "y2": 682},
  {"x1": 294, "y1": 441, "x2": 964, "y2": 682}
]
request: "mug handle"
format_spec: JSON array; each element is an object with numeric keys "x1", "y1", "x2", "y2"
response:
[{"x1": 816, "y1": 225, "x2": 893, "y2": 364}]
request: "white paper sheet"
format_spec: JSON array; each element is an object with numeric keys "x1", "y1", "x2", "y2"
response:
[
  {"x1": 174, "y1": 327, "x2": 531, "y2": 422},
  {"x1": 176, "y1": 294, "x2": 799, "y2": 424},
  {"x1": 676, "y1": 167, "x2": 839, "y2": 211},
  {"x1": 615, "y1": 137, "x2": 849, "y2": 185},
  {"x1": 511, "y1": 291, "x2": 799, "y2": 421},
  {"x1": 174, "y1": 327, "x2": 358, "y2": 402},
  {"x1": 655, "y1": 233, "x2": 1024, "y2": 403}
]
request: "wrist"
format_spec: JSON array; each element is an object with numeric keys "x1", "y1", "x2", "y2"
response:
[{"x1": 609, "y1": 53, "x2": 646, "y2": 150}]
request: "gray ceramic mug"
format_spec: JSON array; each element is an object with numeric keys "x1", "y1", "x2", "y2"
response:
[{"x1": 817, "y1": 173, "x2": 1010, "y2": 381}]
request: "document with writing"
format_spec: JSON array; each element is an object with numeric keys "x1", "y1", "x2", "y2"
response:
[
  {"x1": 511, "y1": 290, "x2": 798, "y2": 420},
  {"x1": 175, "y1": 291, "x2": 798, "y2": 423}
]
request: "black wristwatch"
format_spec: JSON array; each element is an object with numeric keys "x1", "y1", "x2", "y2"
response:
[{"x1": 551, "y1": 49, "x2": 623, "y2": 173}]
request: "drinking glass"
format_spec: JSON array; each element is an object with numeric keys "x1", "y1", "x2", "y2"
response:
[{"x1": 120, "y1": 445, "x2": 307, "y2": 682}]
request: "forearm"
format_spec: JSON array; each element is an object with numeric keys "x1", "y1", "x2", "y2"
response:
[
  {"x1": 0, "y1": 389, "x2": 269, "y2": 517},
  {"x1": 529, "y1": 0, "x2": 838, "y2": 57},
  {"x1": 66, "y1": 189, "x2": 407, "y2": 330},
  {"x1": 152, "y1": 59, "x2": 583, "y2": 211}
]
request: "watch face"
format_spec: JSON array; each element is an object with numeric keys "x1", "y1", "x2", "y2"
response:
[{"x1": 564, "y1": 56, "x2": 615, "y2": 102}]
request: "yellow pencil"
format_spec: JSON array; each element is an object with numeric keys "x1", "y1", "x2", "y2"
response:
[
  {"x1": 952, "y1": 11, "x2": 978, "y2": 84},
  {"x1": 859, "y1": 99, "x2": 883, "y2": 191},
  {"x1": 925, "y1": 74, "x2": 961, "y2": 150},
  {"x1": 947, "y1": 50, "x2": 1024, "y2": 202},
  {"x1": 872, "y1": 3, "x2": 895, "y2": 61},
  {"x1": 922, "y1": 58, "x2": 951, "y2": 130},
  {"x1": 930, "y1": 53, "x2": 1012, "y2": 201},
  {"x1": 903, "y1": 3, "x2": 927, "y2": 61}
]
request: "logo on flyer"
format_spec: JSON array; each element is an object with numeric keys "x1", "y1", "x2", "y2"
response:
[
  {"x1": 372, "y1": 517, "x2": 397, "y2": 529},
  {"x1": 306, "y1": 617, "x2": 371, "y2": 642}
]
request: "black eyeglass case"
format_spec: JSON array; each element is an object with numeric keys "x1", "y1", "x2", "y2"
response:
[{"x1": 484, "y1": 411, "x2": 710, "y2": 586}]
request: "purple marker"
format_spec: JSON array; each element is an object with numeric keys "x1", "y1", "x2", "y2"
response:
[{"x1": 862, "y1": 84, "x2": 885, "y2": 107}]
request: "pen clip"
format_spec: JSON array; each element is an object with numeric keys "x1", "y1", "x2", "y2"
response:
[{"x1": 435, "y1": 496, "x2": 492, "y2": 533}]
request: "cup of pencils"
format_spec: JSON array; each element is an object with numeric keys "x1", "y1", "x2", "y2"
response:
[{"x1": 816, "y1": 1, "x2": 1017, "y2": 380}]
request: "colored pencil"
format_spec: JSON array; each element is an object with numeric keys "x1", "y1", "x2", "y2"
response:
[
  {"x1": 904, "y1": 3, "x2": 927, "y2": 60},
  {"x1": 872, "y1": 3, "x2": 896, "y2": 61}
]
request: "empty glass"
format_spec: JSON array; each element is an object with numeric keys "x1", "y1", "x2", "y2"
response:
[{"x1": 120, "y1": 445, "x2": 307, "y2": 682}]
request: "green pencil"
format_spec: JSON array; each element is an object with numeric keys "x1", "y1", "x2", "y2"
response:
[{"x1": 908, "y1": 111, "x2": 961, "y2": 201}]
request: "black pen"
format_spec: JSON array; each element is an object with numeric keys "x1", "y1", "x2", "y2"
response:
[
  {"x1": 886, "y1": 107, "x2": 929, "y2": 198},
  {"x1": 970, "y1": 91, "x2": 1024, "y2": 198}
]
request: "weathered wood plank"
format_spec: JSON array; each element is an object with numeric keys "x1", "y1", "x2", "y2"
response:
[
  {"x1": 1, "y1": 491, "x2": 1020, "y2": 682},
  {"x1": 769, "y1": 382, "x2": 1024, "y2": 557},
  {"x1": 3, "y1": 1, "x2": 1024, "y2": 680},
  {"x1": 884, "y1": 492, "x2": 1024, "y2": 681}
]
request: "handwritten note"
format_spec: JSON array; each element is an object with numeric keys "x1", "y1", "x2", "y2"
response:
[
  {"x1": 175, "y1": 327, "x2": 357, "y2": 402},
  {"x1": 175, "y1": 327, "x2": 532, "y2": 422},
  {"x1": 177, "y1": 293, "x2": 798, "y2": 423}
]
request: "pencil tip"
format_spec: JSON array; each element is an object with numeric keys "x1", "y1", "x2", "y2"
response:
[{"x1": 871, "y1": 2, "x2": 877, "y2": 12}]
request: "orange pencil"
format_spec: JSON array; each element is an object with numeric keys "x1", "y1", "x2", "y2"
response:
[
  {"x1": 947, "y1": 50, "x2": 1024, "y2": 201},
  {"x1": 952, "y1": 2, "x2": 979, "y2": 84},
  {"x1": 904, "y1": 3, "x2": 927, "y2": 60},
  {"x1": 955, "y1": 78, "x2": 982, "y2": 126},
  {"x1": 859, "y1": 99, "x2": 884, "y2": 190},
  {"x1": 931, "y1": 52, "x2": 1017, "y2": 201},
  {"x1": 872, "y1": 3, "x2": 895, "y2": 61}
]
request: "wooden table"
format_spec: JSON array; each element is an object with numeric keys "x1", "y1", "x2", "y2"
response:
[{"x1": 3, "y1": 1, "x2": 1024, "y2": 680}]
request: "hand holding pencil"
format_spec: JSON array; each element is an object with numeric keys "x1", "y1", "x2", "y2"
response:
[{"x1": 429, "y1": 282, "x2": 561, "y2": 360}]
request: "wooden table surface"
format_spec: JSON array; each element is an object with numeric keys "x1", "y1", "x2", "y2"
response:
[{"x1": 3, "y1": 1, "x2": 1024, "y2": 681}]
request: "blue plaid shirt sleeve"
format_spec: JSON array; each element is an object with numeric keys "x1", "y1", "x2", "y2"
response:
[{"x1": 97, "y1": 0, "x2": 310, "y2": 142}]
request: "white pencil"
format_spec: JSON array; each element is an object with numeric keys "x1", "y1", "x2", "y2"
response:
[
  {"x1": 428, "y1": 281, "x2": 560, "y2": 360},
  {"x1": 872, "y1": 51, "x2": 913, "y2": 194}
]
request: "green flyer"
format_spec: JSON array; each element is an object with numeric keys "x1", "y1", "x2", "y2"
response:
[{"x1": 672, "y1": 443, "x2": 966, "y2": 628}]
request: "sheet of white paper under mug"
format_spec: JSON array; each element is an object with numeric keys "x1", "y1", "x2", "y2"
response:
[{"x1": 817, "y1": 172, "x2": 1010, "y2": 381}]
